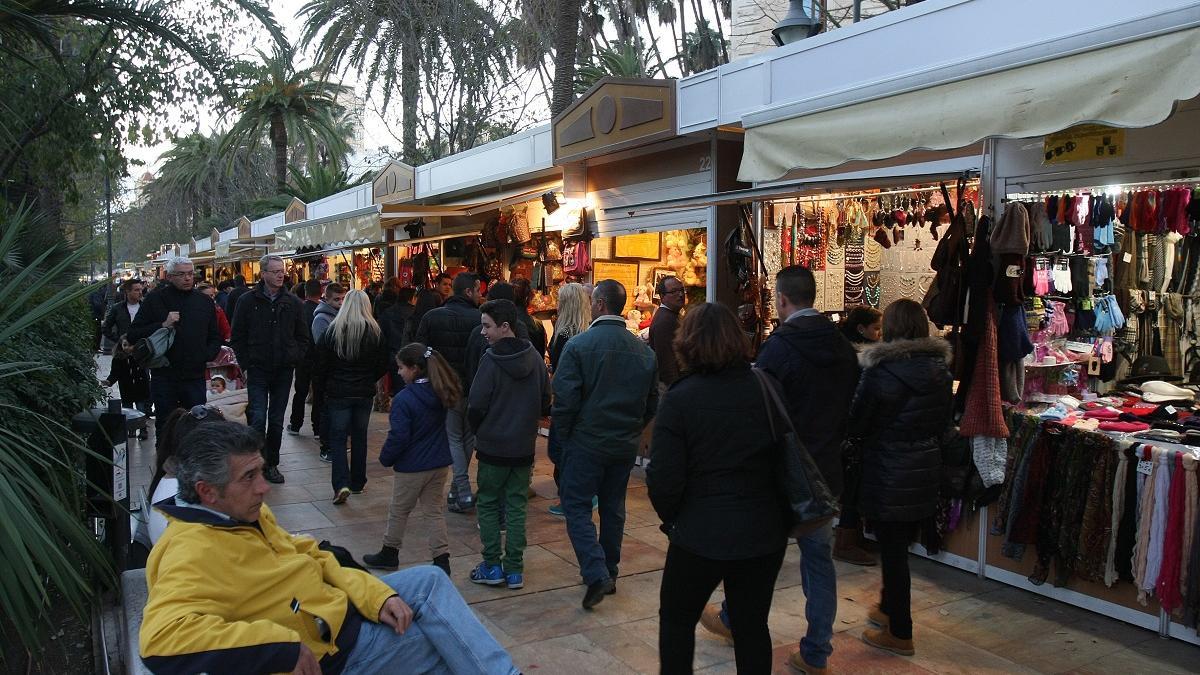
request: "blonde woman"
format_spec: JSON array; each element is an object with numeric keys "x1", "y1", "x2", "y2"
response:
[
  {"x1": 314, "y1": 289, "x2": 390, "y2": 504},
  {"x1": 547, "y1": 283, "x2": 593, "y2": 516}
]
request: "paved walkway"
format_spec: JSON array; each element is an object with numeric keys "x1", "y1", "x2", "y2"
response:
[{"x1": 114, "y1": 373, "x2": 1198, "y2": 673}]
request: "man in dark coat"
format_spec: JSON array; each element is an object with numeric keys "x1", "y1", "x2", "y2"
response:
[
  {"x1": 101, "y1": 278, "x2": 151, "y2": 434},
  {"x1": 648, "y1": 275, "x2": 685, "y2": 391},
  {"x1": 224, "y1": 274, "x2": 249, "y2": 316},
  {"x1": 700, "y1": 265, "x2": 861, "y2": 675},
  {"x1": 552, "y1": 279, "x2": 658, "y2": 609},
  {"x1": 128, "y1": 257, "x2": 222, "y2": 436},
  {"x1": 288, "y1": 278, "x2": 323, "y2": 436},
  {"x1": 415, "y1": 272, "x2": 483, "y2": 512},
  {"x1": 230, "y1": 255, "x2": 311, "y2": 484}
]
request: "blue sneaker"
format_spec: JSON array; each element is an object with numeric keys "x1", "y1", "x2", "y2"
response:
[
  {"x1": 469, "y1": 562, "x2": 504, "y2": 586},
  {"x1": 548, "y1": 501, "x2": 564, "y2": 517},
  {"x1": 505, "y1": 571, "x2": 524, "y2": 589}
]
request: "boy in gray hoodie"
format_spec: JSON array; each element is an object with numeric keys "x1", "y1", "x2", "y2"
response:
[{"x1": 467, "y1": 299, "x2": 550, "y2": 590}]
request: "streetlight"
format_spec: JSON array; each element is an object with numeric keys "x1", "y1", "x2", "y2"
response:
[{"x1": 772, "y1": 0, "x2": 822, "y2": 46}]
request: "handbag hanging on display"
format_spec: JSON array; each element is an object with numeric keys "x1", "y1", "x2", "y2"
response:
[{"x1": 752, "y1": 368, "x2": 838, "y2": 537}]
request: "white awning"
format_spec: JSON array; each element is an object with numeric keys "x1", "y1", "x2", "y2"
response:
[
  {"x1": 272, "y1": 206, "x2": 383, "y2": 251},
  {"x1": 739, "y1": 25, "x2": 1200, "y2": 182},
  {"x1": 380, "y1": 181, "x2": 562, "y2": 223}
]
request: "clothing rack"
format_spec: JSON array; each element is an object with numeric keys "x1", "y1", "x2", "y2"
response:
[
  {"x1": 771, "y1": 180, "x2": 981, "y2": 205},
  {"x1": 1005, "y1": 175, "x2": 1200, "y2": 200}
]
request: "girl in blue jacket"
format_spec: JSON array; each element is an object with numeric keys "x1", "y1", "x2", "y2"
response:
[{"x1": 363, "y1": 343, "x2": 462, "y2": 574}]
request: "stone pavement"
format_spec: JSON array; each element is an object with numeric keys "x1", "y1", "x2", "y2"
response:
[{"x1": 115, "y1": 380, "x2": 1199, "y2": 674}]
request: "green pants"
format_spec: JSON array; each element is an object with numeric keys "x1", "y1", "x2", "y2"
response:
[{"x1": 476, "y1": 461, "x2": 531, "y2": 573}]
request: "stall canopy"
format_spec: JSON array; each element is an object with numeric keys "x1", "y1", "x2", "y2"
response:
[
  {"x1": 380, "y1": 180, "x2": 562, "y2": 222},
  {"x1": 739, "y1": 24, "x2": 1200, "y2": 182},
  {"x1": 272, "y1": 205, "x2": 382, "y2": 251}
]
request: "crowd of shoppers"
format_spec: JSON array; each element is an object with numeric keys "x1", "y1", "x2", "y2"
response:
[{"x1": 127, "y1": 252, "x2": 956, "y2": 673}]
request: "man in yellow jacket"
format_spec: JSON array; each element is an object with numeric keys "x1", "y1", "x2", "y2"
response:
[{"x1": 140, "y1": 421, "x2": 519, "y2": 674}]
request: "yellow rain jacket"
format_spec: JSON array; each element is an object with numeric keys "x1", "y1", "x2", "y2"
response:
[{"x1": 139, "y1": 501, "x2": 395, "y2": 674}]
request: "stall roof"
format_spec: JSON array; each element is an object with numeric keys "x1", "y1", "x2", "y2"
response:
[
  {"x1": 415, "y1": 125, "x2": 555, "y2": 199},
  {"x1": 272, "y1": 205, "x2": 383, "y2": 252},
  {"x1": 381, "y1": 180, "x2": 563, "y2": 222}
]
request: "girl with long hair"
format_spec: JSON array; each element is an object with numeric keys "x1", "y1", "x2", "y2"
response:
[
  {"x1": 363, "y1": 343, "x2": 462, "y2": 574},
  {"x1": 546, "y1": 282, "x2": 594, "y2": 516},
  {"x1": 315, "y1": 289, "x2": 390, "y2": 504}
]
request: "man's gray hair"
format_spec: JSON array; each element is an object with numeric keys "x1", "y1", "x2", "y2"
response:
[
  {"x1": 164, "y1": 256, "x2": 193, "y2": 273},
  {"x1": 259, "y1": 254, "x2": 285, "y2": 269},
  {"x1": 175, "y1": 421, "x2": 265, "y2": 503}
]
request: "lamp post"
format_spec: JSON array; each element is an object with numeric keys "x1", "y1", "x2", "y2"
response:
[
  {"x1": 772, "y1": 0, "x2": 822, "y2": 46},
  {"x1": 104, "y1": 154, "x2": 113, "y2": 280}
]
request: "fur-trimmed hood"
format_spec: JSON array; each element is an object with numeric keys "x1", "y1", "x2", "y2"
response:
[{"x1": 858, "y1": 336, "x2": 953, "y2": 370}]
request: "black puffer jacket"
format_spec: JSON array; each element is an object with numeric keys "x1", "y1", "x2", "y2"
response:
[
  {"x1": 229, "y1": 283, "x2": 310, "y2": 372},
  {"x1": 414, "y1": 295, "x2": 481, "y2": 387},
  {"x1": 848, "y1": 337, "x2": 954, "y2": 523},
  {"x1": 648, "y1": 366, "x2": 789, "y2": 560},
  {"x1": 379, "y1": 302, "x2": 415, "y2": 355},
  {"x1": 314, "y1": 329, "x2": 390, "y2": 400},
  {"x1": 127, "y1": 285, "x2": 221, "y2": 381},
  {"x1": 754, "y1": 313, "x2": 861, "y2": 497}
]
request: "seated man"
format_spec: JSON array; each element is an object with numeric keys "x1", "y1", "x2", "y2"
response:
[{"x1": 140, "y1": 421, "x2": 519, "y2": 674}]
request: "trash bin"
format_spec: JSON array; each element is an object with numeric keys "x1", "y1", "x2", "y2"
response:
[{"x1": 72, "y1": 400, "x2": 148, "y2": 572}]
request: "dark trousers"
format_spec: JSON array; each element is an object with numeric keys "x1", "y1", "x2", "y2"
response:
[
  {"x1": 560, "y1": 448, "x2": 634, "y2": 585},
  {"x1": 547, "y1": 420, "x2": 562, "y2": 489},
  {"x1": 149, "y1": 373, "x2": 206, "y2": 436},
  {"x1": 289, "y1": 362, "x2": 318, "y2": 434},
  {"x1": 328, "y1": 396, "x2": 372, "y2": 493},
  {"x1": 246, "y1": 367, "x2": 294, "y2": 466},
  {"x1": 875, "y1": 520, "x2": 918, "y2": 639},
  {"x1": 313, "y1": 380, "x2": 329, "y2": 450},
  {"x1": 839, "y1": 460, "x2": 864, "y2": 531},
  {"x1": 659, "y1": 544, "x2": 785, "y2": 674}
]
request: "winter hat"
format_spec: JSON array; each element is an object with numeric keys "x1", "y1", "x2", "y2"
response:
[
  {"x1": 992, "y1": 202, "x2": 1030, "y2": 255},
  {"x1": 971, "y1": 436, "x2": 1007, "y2": 487},
  {"x1": 1099, "y1": 420, "x2": 1151, "y2": 432},
  {"x1": 1119, "y1": 355, "x2": 1183, "y2": 385},
  {"x1": 1141, "y1": 380, "x2": 1195, "y2": 403},
  {"x1": 1083, "y1": 408, "x2": 1121, "y2": 419}
]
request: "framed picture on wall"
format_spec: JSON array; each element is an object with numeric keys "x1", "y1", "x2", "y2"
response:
[
  {"x1": 651, "y1": 267, "x2": 675, "y2": 290},
  {"x1": 614, "y1": 232, "x2": 662, "y2": 260}
]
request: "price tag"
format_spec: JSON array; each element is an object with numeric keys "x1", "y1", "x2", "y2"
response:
[
  {"x1": 1123, "y1": 252, "x2": 1133, "y2": 263},
  {"x1": 1006, "y1": 264, "x2": 1022, "y2": 278},
  {"x1": 1137, "y1": 459, "x2": 1153, "y2": 476},
  {"x1": 1166, "y1": 405, "x2": 1178, "y2": 415}
]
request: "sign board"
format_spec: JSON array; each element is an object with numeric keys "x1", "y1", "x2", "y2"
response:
[
  {"x1": 553, "y1": 78, "x2": 676, "y2": 164},
  {"x1": 1043, "y1": 124, "x2": 1125, "y2": 164},
  {"x1": 592, "y1": 261, "x2": 640, "y2": 296},
  {"x1": 112, "y1": 442, "x2": 128, "y2": 502},
  {"x1": 614, "y1": 232, "x2": 662, "y2": 260}
]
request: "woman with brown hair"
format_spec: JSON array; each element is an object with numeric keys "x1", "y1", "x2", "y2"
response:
[
  {"x1": 847, "y1": 298, "x2": 953, "y2": 657},
  {"x1": 648, "y1": 302, "x2": 789, "y2": 674}
]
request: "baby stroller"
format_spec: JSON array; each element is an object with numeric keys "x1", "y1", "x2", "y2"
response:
[{"x1": 206, "y1": 346, "x2": 244, "y2": 390}]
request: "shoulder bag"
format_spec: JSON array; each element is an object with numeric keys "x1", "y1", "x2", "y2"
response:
[{"x1": 751, "y1": 368, "x2": 838, "y2": 537}]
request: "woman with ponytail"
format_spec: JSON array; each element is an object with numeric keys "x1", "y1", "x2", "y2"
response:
[
  {"x1": 314, "y1": 289, "x2": 390, "y2": 505},
  {"x1": 363, "y1": 342, "x2": 462, "y2": 575}
]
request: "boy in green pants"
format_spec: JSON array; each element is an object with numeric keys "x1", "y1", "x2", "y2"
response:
[{"x1": 468, "y1": 299, "x2": 550, "y2": 589}]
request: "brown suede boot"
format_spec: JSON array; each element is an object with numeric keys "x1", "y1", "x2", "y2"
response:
[
  {"x1": 833, "y1": 528, "x2": 877, "y2": 566},
  {"x1": 699, "y1": 603, "x2": 733, "y2": 643},
  {"x1": 861, "y1": 626, "x2": 914, "y2": 656},
  {"x1": 867, "y1": 604, "x2": 889, "y2": 627},
  {"x1": 786, "y1": 650, "x2": 829, "y2": 674}
]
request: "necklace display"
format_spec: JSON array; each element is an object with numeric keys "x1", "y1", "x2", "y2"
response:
[
  {"x1": 864, "y1": 239, "x2": 884, "y2": 271},
  {"x1": 864, "y1": 272, "x2": 882, "y2": 308},
  {"x1": 826, "y1": 245, "x2": 845, "y2": 267}
]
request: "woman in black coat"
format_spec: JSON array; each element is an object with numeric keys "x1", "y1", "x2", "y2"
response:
[
  {"x1": 648, "y1": 303, "x2": 789, "y2": 675},
  {"x1": 846, "y1": 299, "x2": 953, "y2": 657}
]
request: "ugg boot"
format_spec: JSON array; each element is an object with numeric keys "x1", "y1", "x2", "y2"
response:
[
  {"x1": 833, "y1": 528, "x2": 877, "y2": 566},
  {"x1": 861, "y1": 626, "x2": 914, "y2": 656},
  {"x1": 699, "y1": 603, "x2": 733, "y2": 643},
  {"x1": 867, "y1": 604, "x2": 889, "y2": 627},
  {"x1": 363, "y1": 546, "x2": 399, "y2": 570},
  {"x1": 432, "y1": 553, "x2": 451, "y2": 576}
]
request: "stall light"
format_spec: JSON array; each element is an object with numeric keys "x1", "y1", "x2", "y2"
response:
[{"x1": 772, "y1": 0, "x2": 822, "y2": 46}]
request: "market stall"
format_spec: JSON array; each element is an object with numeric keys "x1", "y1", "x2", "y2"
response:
[{"x1": 273, "y1": 184, "x2": 383, "y2": 290}]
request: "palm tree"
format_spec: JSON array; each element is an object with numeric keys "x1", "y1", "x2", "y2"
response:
[
  {"x1": 551, "y1": 0, "x2": 584, "y2": 115},
  {"x1": 575, "y1": 41, "x2": 662, "y2": 94},
  {"x1": 221, "y1": 43, "x2": 351, "y2": 191},
  {"x1": 299, "y1": 0, "x2": 509, "y2": 163}
]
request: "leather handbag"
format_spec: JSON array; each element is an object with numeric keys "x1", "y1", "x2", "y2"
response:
[{"x1": 752, "y1": 368, "x2": 838, "y2": 537}]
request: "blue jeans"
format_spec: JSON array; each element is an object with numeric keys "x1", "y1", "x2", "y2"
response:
[
  {"x1": 340, "y1": 566, "x2": 519, "y2": 675},
  {"x1": 246, "y1": 367, "x2": 294, "y2": 466},
  {"x1": 560, "y1": 447, "x2": 634, "y2": 585},
  {"x1": 149, "y1": 373, "x2": 206, "y2": 436},
  {"x1": 327, "y1": 397, "x2": 372, "y2": 493},
  {"x1": 720, "y1": 520, "x2": 837, "y2": 667},
  {"x1": 445, "y1": 400, "x2": 475, "y2": 501}
]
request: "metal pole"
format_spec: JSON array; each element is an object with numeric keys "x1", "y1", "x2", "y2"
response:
[
  {"x1": 853, "y1": 0, "x2": 862, "y2": 22},
  {"x1": 104, "y1": 155, "x2": 113, "y2": 279}
]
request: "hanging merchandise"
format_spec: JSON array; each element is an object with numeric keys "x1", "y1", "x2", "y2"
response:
[{"x1": 923, "y1": 179, "x2": 972, "y2": 328}]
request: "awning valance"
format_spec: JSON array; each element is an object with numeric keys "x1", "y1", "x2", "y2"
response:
[
  {"x1": 272, "y1": 206, "x2": 383, "y2": 252},
  {"x1": 381, "y1": 181, "x2": 562, "y2": 224},
  {"x1": 739, "y1": 26, "x2": 1200, "y2": 182}
]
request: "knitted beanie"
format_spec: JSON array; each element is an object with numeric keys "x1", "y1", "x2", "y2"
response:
[{"x1": 992, "y1": 202, "x2": 1030, "y2": 256}]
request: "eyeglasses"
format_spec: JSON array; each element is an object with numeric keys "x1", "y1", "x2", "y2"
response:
[
  {"x1": 169, "y1": 271, "x2": 195, "y2": 278},
  {"x1": 664, "y1": 288, "x2": 685, "y2": 296}
]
